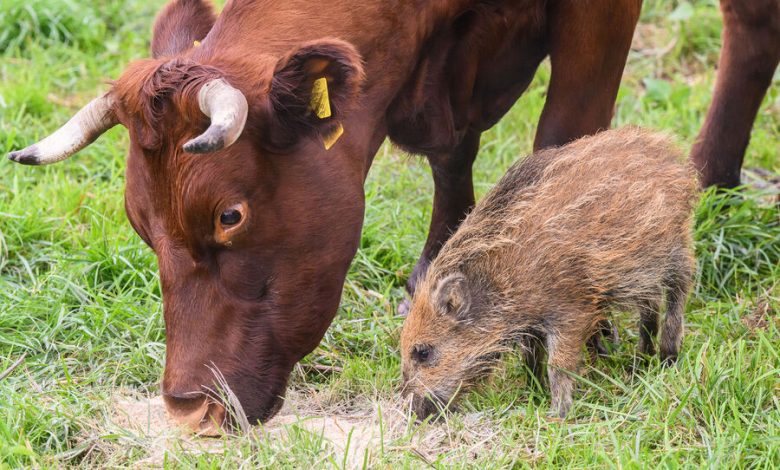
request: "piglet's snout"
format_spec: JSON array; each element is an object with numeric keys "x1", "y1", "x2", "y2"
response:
[{"x1": 410, "y1": 393, "x2": 444, "y2": 421}]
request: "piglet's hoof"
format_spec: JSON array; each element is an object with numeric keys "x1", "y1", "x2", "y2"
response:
[
  {"x1": 602, "y1": 319, "x2": 620, "y2": 346},
  {"x1": 397, "y1": 299, "x2": 411, "y2": 317},
  {"x1": 587, "y1": 335, "x2": 609, "y2": 361}
]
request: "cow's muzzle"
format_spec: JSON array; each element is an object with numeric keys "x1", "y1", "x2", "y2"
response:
[{"x1": 163, "y1": 391, "x2": 227, "y2": 436}]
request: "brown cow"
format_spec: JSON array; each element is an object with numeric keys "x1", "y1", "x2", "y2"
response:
[
  {"x1": 7, "y1": 0, "x2": 643, "y2": 433},
  {"x1": 691, "y1": 0, "x2": 779, "y2": 188}
]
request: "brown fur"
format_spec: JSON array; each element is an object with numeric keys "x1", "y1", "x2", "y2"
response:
[
  {"x1": 108, "y1": 0, "x2": 641, "y2": 429},
  {"x1": 400, "y1": 127, "x2": 699, "y2": 419},
  {"x1": 9, "y1": 0, "x2": 774, "y2": 431},
  {"x1": 14, "y1": 0, "x2": 768, "y2": 430}
]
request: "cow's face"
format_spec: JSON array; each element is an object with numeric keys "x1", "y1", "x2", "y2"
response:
[
  {"x1": 118, "y1": 40, "x2": 365, "y2": 432},
  {"x1": 125, "y1": 135, "x2": 365, "y2": 432},
  {"x1": 8, "y1": 27, "x2": 366, "y2": 431}
]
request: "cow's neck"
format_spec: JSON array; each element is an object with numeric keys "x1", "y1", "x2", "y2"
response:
[
  {"x1": 207, "y1": 0, "x2": 474, "y2": 103},
  {"x1": 201, "y1": 0, "x2": 480, "y2": 177}
]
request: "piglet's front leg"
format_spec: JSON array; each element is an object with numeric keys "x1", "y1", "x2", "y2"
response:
[{"x1": 546, "y1": 332, "x2": 583, "y2": 418}]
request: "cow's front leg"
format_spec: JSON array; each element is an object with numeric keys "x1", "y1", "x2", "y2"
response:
[
  {"x1": 691, "y1": 0, "x2": 779, "y2": 188},
  {"x1": 534, "y1": 0, "x2": 641, "y2": 149},
  {"x1": 399, "y1": 130, "x2": 480, "y2": 315}
]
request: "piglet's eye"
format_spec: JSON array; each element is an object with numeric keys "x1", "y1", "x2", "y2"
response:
[
  {"x1": 220, "y1": 208, "x2": 242, "y2": 226},
  {"x1": 412, "y1": 344, "x2": 433, "y2": 364}
]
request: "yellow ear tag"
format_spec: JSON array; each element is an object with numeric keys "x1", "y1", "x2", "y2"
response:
[
  {"x1": 310, "y1": 77, "x2": 332, "y2": 119},
  {"x1": 323, "y1": 122, "x2": 344, "y2": 150},
  {"x1": 193, "y1": 40, "x2": 202, "y2": 48}
]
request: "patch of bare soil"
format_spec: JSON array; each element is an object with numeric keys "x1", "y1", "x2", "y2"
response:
[
  {"x1": 631, "y1": 23, "x2": 677, "y2": 58},
  {"x1": 742, "y1": 168, "x2": 780, "y2": 205},
  {"x1": 107, "y1": 389, "x2": 522, "y2": 468}
]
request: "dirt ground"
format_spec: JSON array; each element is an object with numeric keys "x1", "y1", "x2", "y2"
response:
[{"x1": 110, "y1": 389, "x2": 513, "y2": 467}]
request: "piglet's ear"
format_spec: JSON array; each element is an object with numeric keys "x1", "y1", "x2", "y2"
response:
[
  {"x1": 268, "y1": 38, "x2": 364, "y2": 149},
  {"x1": 433, "y1": 273, "x2": 472, "y2": 321}
]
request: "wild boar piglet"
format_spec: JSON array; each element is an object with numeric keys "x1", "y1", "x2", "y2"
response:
[{"x1": 400, "y1": 127, "x2": 699, "y2": 419}]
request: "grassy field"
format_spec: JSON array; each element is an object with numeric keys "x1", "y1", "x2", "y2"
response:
[{"x1": 0, "y1": 0, "x2": 778, "y2": 468}]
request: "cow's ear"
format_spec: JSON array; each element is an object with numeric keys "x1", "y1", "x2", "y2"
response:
[
  {"x1": 432, "y1": 273, "x2": 473, "y2": 322},
  {"x1": 268, "y1": 39, "x2": 364, "y2": 149},
  {"x1": 152, "y1": 0, "x2": 216, "y2": 58}
]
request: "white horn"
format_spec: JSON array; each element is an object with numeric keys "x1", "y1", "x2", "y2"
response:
[
  {"x1": 183, "y1": 79, "x2": 248, "y2": 154},
  {"x1": 8, "y1": 94, "x2": 118, "y2": 166}
]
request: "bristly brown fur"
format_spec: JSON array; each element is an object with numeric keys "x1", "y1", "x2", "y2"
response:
[{"x1": 401, "y1": 127, "x2": 700, "y2": 419}]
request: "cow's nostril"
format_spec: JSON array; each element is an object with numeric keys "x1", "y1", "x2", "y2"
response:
[
  {"x1": 199, "y1": 401, "x2": 227, "y2": 436},
  {"x1": 163, "y1": 392, "x2": 227, "y2": 436}
]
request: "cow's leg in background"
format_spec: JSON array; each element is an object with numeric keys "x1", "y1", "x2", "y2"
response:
[
  {"x1": 534, "y1": 0, "x2": 642, "y2": 150},
  {"x1": 534, "y1": 0, "x2": 642, "y2": 353},
  {"x1": 691, "y1": 0, "x2": 780, "y2": 188},
  {"x1": 399, "y1": 129, "x2": 480, "y2": 315}
]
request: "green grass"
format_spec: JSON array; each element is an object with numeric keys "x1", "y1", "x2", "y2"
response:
[{"x1": 1, "y1": 0, "x2": 778, "y2": 468}]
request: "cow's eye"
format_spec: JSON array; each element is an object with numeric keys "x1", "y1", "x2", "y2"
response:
[
  {"x1": 220, "y1": 208, "x2": 242, "y2": 226},
  {"x1": 412, "y1": 344, "x2": 433, "y2": 364},
  {"x1": 215, "y1": 202, "x2": 248, "y2": 245}
]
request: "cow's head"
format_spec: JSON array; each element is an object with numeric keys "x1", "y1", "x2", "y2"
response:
[{"x1": 8, "y1": 1, "x2": 366, "y2": 433}]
